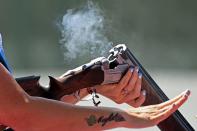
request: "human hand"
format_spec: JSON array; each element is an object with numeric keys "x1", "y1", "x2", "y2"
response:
[
  {"x1": 97, "y1": 66, "x2": 146, "y2": 107},
  {"x1": 125, "y1": 89, "x2": 190, "y2": 128}
]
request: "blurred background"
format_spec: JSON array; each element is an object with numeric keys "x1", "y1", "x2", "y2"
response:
[{"x1": 0, "y1": 0, "x2": 196, "y2": 130}]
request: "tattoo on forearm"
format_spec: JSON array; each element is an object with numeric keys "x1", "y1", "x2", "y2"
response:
[{"x1": 86, "y1": 113, "x2": 125, "y2": 127}]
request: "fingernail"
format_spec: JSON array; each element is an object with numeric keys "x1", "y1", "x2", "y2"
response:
[
  {"x1": 136, "y1": 67, "x2": 139, "y2": 72},
  {"x1": 185, "y1": 89, "x2": 191, "y2": 97},
  {"x1": 142, "y1": 90, "x2": 146, "y2": 96},
  {"x1": 186, "y1": 89, "x2": 191, "y2": 96},
  {"x1": 138, "y1": 72, "x2": 142, "y2": 79},
  {"x1": 130, "y1": 67, "x2": 134, "y2": 72}
]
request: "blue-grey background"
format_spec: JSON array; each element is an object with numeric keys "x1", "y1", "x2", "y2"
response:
[
  {"x1": 0, "y1": 0, "x2": 196, "y2": 130},
  {"x1": 0, "y1": 0, "x2": 197, "y2": 70}
]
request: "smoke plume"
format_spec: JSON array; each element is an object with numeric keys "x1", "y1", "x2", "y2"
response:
[{"x1": 59, "y1": 1, "x2": 112, "y2": 62}]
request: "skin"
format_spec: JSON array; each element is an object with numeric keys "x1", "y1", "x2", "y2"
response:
[
  {"x1": 97, "y1": 67, "x2": 145, "y2": 107},
  {"x1": 61, "y1": 67, "x2": 146, "y2": 107},
  {"x1": 0, "y1": 63, "x2": 190, "y2": 131}
]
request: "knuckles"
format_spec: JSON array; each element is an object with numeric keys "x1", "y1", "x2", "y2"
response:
[
  {"x1": 114, "y1": 97, "x2": 125, "y2": 104},
  {"x1": 132, "y1": 90, "x2": 141, "y2": 99}
]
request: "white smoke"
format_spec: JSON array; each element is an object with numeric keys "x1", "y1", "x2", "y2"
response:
[{"x1": 59, "y1": 1, "x2": 112, "y2": 61}]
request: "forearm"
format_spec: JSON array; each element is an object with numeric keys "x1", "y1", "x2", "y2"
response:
[
  {"x1": 10, "y1": 96, "x2": 132, "y2": 131},
  {"x1": 4, "y1": 91, "x2": 190, "y2": 131}
]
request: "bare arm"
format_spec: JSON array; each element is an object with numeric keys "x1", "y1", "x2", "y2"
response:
[
  {"x1": 11, "y1": 89, "x2": 190, "y2": 131},
  {"x1": 0, "y1": 63, "x2": 190, "y2": 131}
]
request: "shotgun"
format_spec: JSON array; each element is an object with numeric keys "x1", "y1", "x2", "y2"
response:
[{"x1": 4, "y1": 44, "x2": 195, "y2": 131}]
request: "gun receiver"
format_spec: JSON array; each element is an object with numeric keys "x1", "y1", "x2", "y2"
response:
[{"x1": 14, "y1": 44, "x2": 193, "y2": 131}]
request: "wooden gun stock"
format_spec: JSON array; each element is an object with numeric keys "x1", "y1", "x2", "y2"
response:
[
  {"x1": 16, "y1": 76, "x2": 46, "y2": 97},
  {"x1": 48, "y1": 64, "x2": 104, "y2": 100}
]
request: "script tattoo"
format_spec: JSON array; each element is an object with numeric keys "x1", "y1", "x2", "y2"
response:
[{"x1": 86, "y1": 113, "x2": 125, "y2": 127}]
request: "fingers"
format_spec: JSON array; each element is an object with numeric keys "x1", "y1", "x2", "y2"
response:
[
  {"x1": 151, "y1": 90, "x2": 190, "y2": 124},
  {"x1": 114, "y1": 66, "x2": 146, "y2": 105},
  {"x1": 118, "y1": 67, "x2": 134, "y2": 91},
  {"x1": 127, "y1": 90, "x2": 146, "y2": 107},
  {"x1": 123, "y1": 67, "x2": 139, "y2": 92},
  {"x1": 158, "y1": 89, "x2": 190, "y2": 108},
  {"x1": 124, "y1": 73, "x2": 143, "y2": 102},
  {"x1": 131, "y1": 72, "x2": 142, "y2": 99},
  {"x1": 116, "y1": 67, "x2": 144, "y2": 105}
]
